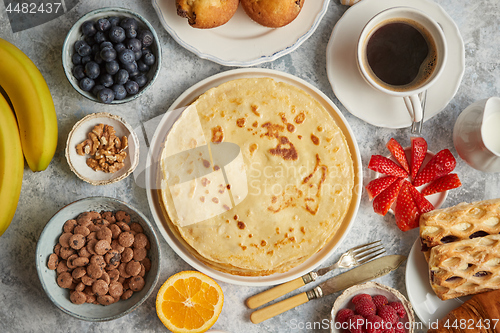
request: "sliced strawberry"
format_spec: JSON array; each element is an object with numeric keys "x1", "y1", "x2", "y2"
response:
[
  {"x1": 365, "y1": 176, "x2": 400, "y2": 200},
  {"x1": 413, "y1": 149, "x2": 456, "y2": 186},
  {"x1": 421, "y1": 173, "x2": 462, "y2": 196},
  {"x1": 386, "y1": 138, "x2": 410, "y2": 174},
  {"x1": 368, "y1": 155, "x2": 408, "y2": 178},
  {"x1": 395, "y1": 181, "x2": 419, "y2": 231},
  {"x1": 410, "y1": 137, "x2": 427, "y2": 179},
  {"x1": 373, "y1": 178, "x2": 404, "y2": 216},
  {"x1": 408, "y1": 183, "x2": 434, "y2": 214}
]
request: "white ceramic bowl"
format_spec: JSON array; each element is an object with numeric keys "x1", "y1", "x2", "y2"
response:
[
  {"x1": 330, "y1": 281, "x2": 415, "y2": 333},
  {"x1": 62, "y1": 7, "x2": 161, "y2": 104},
  {"x1": 36, "y1": 196, "x2": 161, "y2": 321},
  {"x1": 65, "y1": 112, "x2": 140, "y2": 185}
]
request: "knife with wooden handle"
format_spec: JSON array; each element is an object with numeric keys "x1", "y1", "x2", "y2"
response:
[{"x1": 249, "y1": 255, "x2": 406, "y2": 324}]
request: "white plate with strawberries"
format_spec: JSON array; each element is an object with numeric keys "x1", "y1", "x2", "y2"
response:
[{"x1": 365, "y1": 137, "x2": 462, "y2": 231}]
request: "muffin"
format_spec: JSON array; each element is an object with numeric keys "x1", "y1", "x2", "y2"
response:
[
  {"x1": 176, "y1": 0, "x2": 239, "y2": 29},
  {"x1": 241, "y1": 0, "x2": 304, "y2": 28}
]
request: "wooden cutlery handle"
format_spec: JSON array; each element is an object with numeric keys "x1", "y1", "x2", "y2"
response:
[
  {"x1": 250, "y1": 292, "x2": 309, "y2": 324},
  {"x1": 246, "y1": 276, "x2": 306, "y2": 309}
]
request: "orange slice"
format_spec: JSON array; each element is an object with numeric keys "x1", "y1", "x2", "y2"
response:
[{"x1": 156, "y1": 271, "x2": 224, "y2": 333}]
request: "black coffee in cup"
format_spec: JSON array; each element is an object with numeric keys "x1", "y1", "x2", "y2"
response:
[{"x1": 365, "y1": 18, "x2": 437, "y2": 91}]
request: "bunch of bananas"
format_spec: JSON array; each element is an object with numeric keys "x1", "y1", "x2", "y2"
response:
[{"x1": 0, "y1": 38, "x2": 58, "y2": 236}]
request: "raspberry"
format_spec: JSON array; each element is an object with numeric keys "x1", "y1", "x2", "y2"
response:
[
  {"x1": 388, "y1": 302, "x2": 406, "y2": 318},
  {"x1": 382, "y1": 327, "x2": 396, "y2": 333},
  {"x1": 377, "y1": 305, "x2": 398, "y2": 324},
  {"x1": 355, "y1": 299, "x2": 376, "y2": 318},
  {"x1": 352, "y1": 293, "x2": 372, "y2": 305},
  {"x1": 366, "y1": 315, "x2": 384, "y2": 333},
  {"x1": 394, "y1": 321, "x2": 405, "y2": 333},
  {"x1": 336, "y1": 308, "x2": 355, "y2": 324},
  {"x1": 349, "y1": 315, "x2": 366, "y2": 333},
  {"x1": 372, "y1": 295, "x2": 388, "y2": 310}
]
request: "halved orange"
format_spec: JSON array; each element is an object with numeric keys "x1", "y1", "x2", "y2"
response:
[{"x1": 156, "y1": 271, "x2": 224, "y2": 333}]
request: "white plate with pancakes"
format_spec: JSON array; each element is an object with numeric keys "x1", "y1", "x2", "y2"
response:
[
  {"x1": 145, "y1": 69, "x2": 362, "y2": 286},
  {"x1": 151, "y1": 0, "x2": 329, "y2": 67}
]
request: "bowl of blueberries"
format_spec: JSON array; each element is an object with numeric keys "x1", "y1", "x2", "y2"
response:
[{"x1": 62, "y1": 7, "x2": 161, "y2": 104}]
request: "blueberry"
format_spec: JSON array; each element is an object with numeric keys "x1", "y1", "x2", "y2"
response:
[
  {"x1": 84, "y1": 61, "x2": 100, "y2": 79},
  {"x1": 100, "y1": 47, "x2": 117, "y2": 62},
  {"x1": 98, "y1": 88, "x2": 115, "y2": 104},
  {"x1": 91, "y1": 44, "x2": 100, "y2": 56},
  {"x1": 134, "y1": 50, "x2": 142, "y2": 61},
  {"x1": 75, "y1": 40, "x2": 91, "y2": 57},
  {"x1": 72, "y1": 53, "x2": 82, "y2": 65},
  {"x1": 126, "y1": 38, "x2": 142, "y2": 52},
  {"x1": 112, "y1": 84, "x2": 127, "y2": 100},
  {"x1": 137, "y1": 60, "x2": 149, "y2": 73},
  {"x1": 72, "y1": 65, "x2": 86, "y2": 80},
  {"x1": 120, "y1": 18, "x2": 138, "y2": 30},
  {"x1": 81, "y1": 20, "x2": 96, "y2": 37},
  {"x1": 121, "y1": 61, "x2": 139, "y2": 76},
  {"x1": 105, "y1": 60, "x2": 120, "y2": 75},
  {"x1": 81, "y1": 55, "x2": 91, "y2": 65},
  {"x1": 118, "y1": 49, "x2": 135, "y2": 64},
  {"x1": 85, "y1": 35, "x2": 96, "y2": 46},
  {"x1": 114, "y1": 43, "x2": 126, "y2": 54},
  {"x1": 100, "y1": 41, "x2": 113, "y2": 50},
  {"x1": 96, "y1": 18, "x2": 111, "y2": 32},
  {"x1": 133, "y1": 74, "x2": 148, "y2": 87},
  {"x1": 109, "y1": 26, "x2": 126, "y2": 43},
  {"x1": 114, "y1": 69, "x2": 129, "y2": 85},
  {"x1": 99, "y1": 73, "x2": 114, "y2": 87},
  {"x1": 94, "y1": 31, "x2": 108, "y2": 44},
  {"x1": 126, "y1": 27, "x2": 137, "y2": 39},
  {"x1": 92, "y1": 84, "x2": 105, "y2": 96},
  {"x1": 124, "y1": 80, "x2": 139, "y2": 95},
  {"x1": 108, "y1": 16, "x2": 120, "y2": 27},
  {"x1": 143, "y1": 52, "x2": 155, "y2": 66},
  {"x1": 137, "y1": 30, "x2": 154, "y2": 47},
  {"x1": 79, "y1": 77, "x2": 95, "y2": 92},
  {"x1": 94, "y1": 53, "x2": 103, "y2": 65}
]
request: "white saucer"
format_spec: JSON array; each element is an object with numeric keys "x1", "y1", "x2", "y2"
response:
[
  {"x1": 406, "y1": 238, "x2": 470, "y2": 328},
  {"x1": 326, "y1": 0, "x2": 465, "y2": 128}
]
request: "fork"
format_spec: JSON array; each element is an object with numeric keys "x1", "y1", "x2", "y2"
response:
[{"x1": 245, "y1": 240, "x2": 385, "y2": 309}]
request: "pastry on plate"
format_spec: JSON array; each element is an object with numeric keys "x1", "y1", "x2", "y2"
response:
[
  {"x1": 428, "y1": 234, "x2": 500, "y2": 300},
  {"x1": 420, "y1": 198, "x2": 500, "y2": 260},
  {"x1": 158, "y1": 78, "x2": 355, "y2": 276},
  {"x1": 176, "y1": 0, "x2": 239, "y2": 29},
  {"x1": 241, "y1": 0, "x2": 304, "y2": 28}
]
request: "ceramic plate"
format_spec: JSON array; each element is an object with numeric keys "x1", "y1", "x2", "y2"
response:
[
  {"x1": 405, "y1": 238, "x2": 469, "y2": 328},
  {"x1": 145, "y1": 68, "x2": 362, "y2": 286},
  {"x1": 151, "y1": 0, "x2": 329, "y2": 66},
  {"x1": 326, "y1": 0, "x2": 465, "y2": 128}
]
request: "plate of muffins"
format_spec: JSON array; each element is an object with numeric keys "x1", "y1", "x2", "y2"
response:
[{"x1": 152, "y1": 0, "x2": 330, "y2": 66}]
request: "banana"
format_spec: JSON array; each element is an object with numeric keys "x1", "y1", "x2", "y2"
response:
[
  {"x1": 0, "y1": 93, "x2": 24, "y2": 236},
  {"x1": 0, "y1": 38, "x2": 58, "y2": 172}
]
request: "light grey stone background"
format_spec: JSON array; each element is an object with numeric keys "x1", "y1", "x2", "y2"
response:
[{"x1": 0, "y1": 0, "x2": 499, "y2": 332}]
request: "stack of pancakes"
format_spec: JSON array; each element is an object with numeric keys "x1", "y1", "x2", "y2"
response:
[{"x1": 158, "y1": 78, "x2": 355, "y2": 276}]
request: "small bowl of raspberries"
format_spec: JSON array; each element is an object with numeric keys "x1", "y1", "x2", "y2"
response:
[{"x1": 331, "y1": 282, "x2": 415, "y2": 333}]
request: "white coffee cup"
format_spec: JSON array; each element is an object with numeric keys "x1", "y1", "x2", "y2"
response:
[{"x1": 356, "y1": 7, "x2": 447, "y2": 126}]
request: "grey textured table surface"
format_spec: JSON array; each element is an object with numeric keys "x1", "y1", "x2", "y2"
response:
[{"x1": 0, "y1": 0, "x2": 499, "y2": 332}]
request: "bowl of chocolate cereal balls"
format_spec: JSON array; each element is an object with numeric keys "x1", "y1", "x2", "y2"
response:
[{"x1": 36, "y1": 196, "x2": 160, "y2": 321}]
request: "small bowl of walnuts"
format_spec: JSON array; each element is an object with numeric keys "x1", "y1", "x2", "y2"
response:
[
  {"x1": 65, "y1": 112, "x2": 139, "y2": 185},
  {"x1": 36, "y1": 196, "x2": 161, "y2": 321}
]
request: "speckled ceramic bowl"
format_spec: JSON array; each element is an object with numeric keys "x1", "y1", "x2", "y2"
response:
[
  {"x1": 36, "y1": 197, "x2": 161, "y2": 321},
  {"x1": 330, "y1": 282, "x2": 415, "y2": 333},
  {"x1": 62, "y1": 7, "x2": 161, "y2": 104}
]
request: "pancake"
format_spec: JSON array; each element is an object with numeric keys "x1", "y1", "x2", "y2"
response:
[{"x1": 159, "y1": 78, "x2": 354, "y2": 276}]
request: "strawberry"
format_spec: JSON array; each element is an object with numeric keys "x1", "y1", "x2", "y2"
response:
[
  {"x1": 394, "y1": 181, "x2": 419, "y2": 231},
  {"x1": 386, "y1": 138, "x2": 410, "y2": 174},
  {"x1": 368, "y1": 155, "x2": 408, "y2": 178},
  {"x1": 408, "y1": 183, "x2": 434, "y2": 214},
  {"x1": 410, "y1": 137, "x2": 427, "y2": 179},
  {"x1": 421, "y1": 173, "x2": 462, "y2": 196},
  {"x1": 365, "y1": 176, "x2": 400, "y2": 200},
  {"x1": 413, "y1": 149, "x2": 456, "y2": 186},
  {"x1": 373, "y1": 178, "x2": 404, "y2": 216}
]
